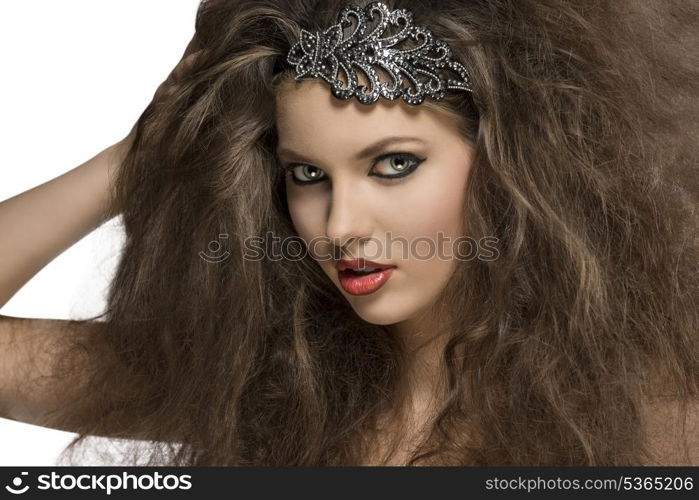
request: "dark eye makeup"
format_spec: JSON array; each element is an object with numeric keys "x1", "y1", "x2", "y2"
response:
[{"x1": 282, "y1": 152, "x2": 426, "y2": 186}]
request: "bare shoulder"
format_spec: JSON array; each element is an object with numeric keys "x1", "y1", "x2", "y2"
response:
[
  {"x1": 640, "y1": 393, "x2": 699, "y2": 465},
  {"x1": 0, "y1": 314, "x2": 100, "y2": 433}
]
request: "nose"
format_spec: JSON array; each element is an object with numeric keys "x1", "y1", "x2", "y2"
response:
[{"x1": 325, "y1": 179, "x2": 374, "y2": 251}]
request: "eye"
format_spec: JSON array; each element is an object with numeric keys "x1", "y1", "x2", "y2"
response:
[
  {"x1": 285, "y1": 165, "x2": 327, "y2": 185},
  {"x1": 369, "y1": 152, "x2": 425, "y2": 179},
  {"x1": 284, "y1": 152, "x2": 425, "y2": 186}
]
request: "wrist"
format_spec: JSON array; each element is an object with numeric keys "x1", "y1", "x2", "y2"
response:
[{"x1": 98, "y1": 141, "x2": 128, "y2": 219}]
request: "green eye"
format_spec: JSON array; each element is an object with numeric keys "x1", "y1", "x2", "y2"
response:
[
  {"x1": 284, "y1": 152, "x2": 425, "y2": 186},
  {"x1": 370, "y1": 153, "x2": 423, "y2": 178},
  {"x1": 288, "y1": 165, "x2": 326, "y2": 184}
]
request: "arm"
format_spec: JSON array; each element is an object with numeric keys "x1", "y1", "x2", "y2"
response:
[
  {"x1": 0, "y1": 30, "x2": 204, "y2": 310},
  {"x1": 0, "y1": 140, "x2": 127, "y2": 430},
  {"x1": 0, "y1": 141, "x2": 126, "y2": 309},
  {"x1": 0, "y1": 32, "x2": 205, "y2": 437},
  {"x1": 0, "y1": 314, "x2": 94, "y2": 433}
]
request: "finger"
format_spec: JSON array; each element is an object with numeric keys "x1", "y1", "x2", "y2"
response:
[
  {"x1": 181, "y1": 33, "x2": 202, "y2": 59},
  {"x1": 171, "y1": 49, "x2": 206, "y2": 81}
]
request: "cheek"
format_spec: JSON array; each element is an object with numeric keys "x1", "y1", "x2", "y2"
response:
[
  {"x1": 286, "y1": 184, "x2": 326, "y2": 243},
  {"x1": 382, "y1": 163, "x2": 469, "y2": 244},
  {"x1": 384, "y1": 162, "x2": 469, "y2": 291}
]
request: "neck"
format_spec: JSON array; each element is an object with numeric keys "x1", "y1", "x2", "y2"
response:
[
  {"x1": 388, "y1": 302, "x2": 454, "y2": 417},
  {"x1": 366, "y1": 307, "x2": 454, "y2": 465}
]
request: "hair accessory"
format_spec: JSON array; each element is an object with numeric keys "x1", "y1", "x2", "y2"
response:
[{"x1": 285, "y1": 1, "x2": 473, "y2": 105}]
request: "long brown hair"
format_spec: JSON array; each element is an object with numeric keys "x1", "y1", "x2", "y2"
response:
[{"x1": 50, "y1": 0, "x2": 698, "y2": 465}]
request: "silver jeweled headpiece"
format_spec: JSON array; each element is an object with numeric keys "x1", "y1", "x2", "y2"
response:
[{"x1": 285, "y1": 1, "x2": 473, "y2": 105}]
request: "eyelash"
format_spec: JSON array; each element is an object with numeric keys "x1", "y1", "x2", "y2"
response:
[{"x1": 282, "y1": 152, "x2": 426, "y2": 186}]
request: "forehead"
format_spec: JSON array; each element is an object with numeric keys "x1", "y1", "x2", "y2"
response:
[{"x1": 275, "y1": 79, "x2": 462, "y2": 158}]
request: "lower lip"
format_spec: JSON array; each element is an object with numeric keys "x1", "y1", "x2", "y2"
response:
[{"x1": 338, "y1": 267, "x2": 395, "y2": 296}]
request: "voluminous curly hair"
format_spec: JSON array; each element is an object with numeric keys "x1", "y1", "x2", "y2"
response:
[{"x1": 49, "y1": 0, "x2": 697, "y2": 465}]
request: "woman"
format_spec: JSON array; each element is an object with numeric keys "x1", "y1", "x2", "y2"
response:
[{"x1": 0, "y1": 0, "x2": 697, "y2": 466}]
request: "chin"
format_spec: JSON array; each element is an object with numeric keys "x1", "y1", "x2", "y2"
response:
[{"x1": 344, "y1": 296, "x2": 415, "y2": 326}]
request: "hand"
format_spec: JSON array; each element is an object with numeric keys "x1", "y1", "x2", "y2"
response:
[
  {"x1": 118, "y1": 32, "x2": 207, "y2": 154},
  {"x1": 151, "y1": 33, "x2": 205, "y2": 104}
]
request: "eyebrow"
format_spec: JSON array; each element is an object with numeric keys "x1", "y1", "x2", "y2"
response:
[{"x1": 276, "y1": 136, "x2": 427, "y2": 165}]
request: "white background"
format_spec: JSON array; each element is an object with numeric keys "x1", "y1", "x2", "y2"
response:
[{"x1": 0, "y1": 0, "x2": 201, "y2": 465}]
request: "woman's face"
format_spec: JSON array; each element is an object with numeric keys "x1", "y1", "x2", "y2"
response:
[{"x1": 275, "y1": 79, "x2": 475, "y2": 329}]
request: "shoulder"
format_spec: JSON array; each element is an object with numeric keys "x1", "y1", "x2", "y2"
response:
[{"x1": 640, "y1": 394, "x2": 699, "y2": 465}]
